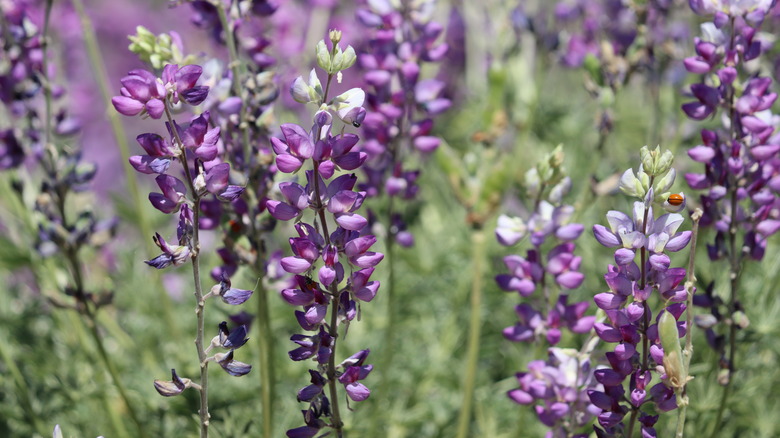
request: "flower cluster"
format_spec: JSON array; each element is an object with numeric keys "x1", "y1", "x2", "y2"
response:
[
  {"x1": 113, "y1": 62, "x2": 255, "y2": 434},
  {"x1": 496, "y1": 147, "x2": 592, "y2": 345},
  {"x1": 681, "y1": 3, "x2": 780, "y2": 261},
  {"x1": 269, "y1": 31, "x2": 382, "y2": 437},
  {"x1": 589, "y1": 146, "x2": 692, "y2": 437},
  {"x1": 498, "y1": 147, "x2": 597, "y2": 436},
  {"x1": 508, "y1": 348, "x2": 603, "y2": 438},
  {"x1": 354, "y1": 0, "x2": 450, "y2": 246}
]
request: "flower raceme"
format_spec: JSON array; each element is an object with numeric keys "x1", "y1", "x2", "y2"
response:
[
  {"x1": 268, "y1": 32, "x2": 382, "y2": 437},
  {"x1": 588, "y1": 146, "x2": 692, "y2": 437}
]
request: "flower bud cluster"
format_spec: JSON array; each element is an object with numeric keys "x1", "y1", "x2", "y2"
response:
[{"x1": 589, "y1": 147, "x2": 692, "y2": 437}]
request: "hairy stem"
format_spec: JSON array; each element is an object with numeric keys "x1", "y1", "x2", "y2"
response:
[
  {"x1": 254, "y1": 272, "x2": 275, "y2": 438},
  {"x1": 456, "y1": 229, "x2": 486, "y2": 438}
]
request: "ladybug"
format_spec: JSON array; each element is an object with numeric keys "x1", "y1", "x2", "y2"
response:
[{"x1": 667, "y1": 193, "x2": 684, "y2": 206}]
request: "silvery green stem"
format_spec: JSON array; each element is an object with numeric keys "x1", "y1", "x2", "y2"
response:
[{"x1": 456, "y1": 229, "x2": 486, "y2": 438}]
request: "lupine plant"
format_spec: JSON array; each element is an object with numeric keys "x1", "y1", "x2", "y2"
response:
[
  {"x1": 112, "y1": 63, "x2": 254, "y2": 438},
  {"x1": 497, "y1": 146, "x2": 598, "y2": 437},
  {"x1": 268, "y1": 30, "x2": 382, "y2": 437},
  {"x1": 590, "y1": 146, "x2": 693, "y2": 437},
  {"x1": 681, "y1": 1, "x2": 780, "y2": 434},
  {"x1": 0, "y1": 2, "x2": 145, "y2": 436}
]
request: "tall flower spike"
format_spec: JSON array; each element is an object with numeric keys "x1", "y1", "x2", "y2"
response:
[{"x1": 589, "y1": 146, "x2": 691, "y2": 437}]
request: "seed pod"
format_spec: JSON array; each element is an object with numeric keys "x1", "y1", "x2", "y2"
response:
[{"x1": 659, "y1": 309, "x2": 686, "y2": 389}]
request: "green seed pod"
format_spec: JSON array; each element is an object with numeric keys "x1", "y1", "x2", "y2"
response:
[{"x1": 659, "y1": 310, "x2": 686, "y2": 389}]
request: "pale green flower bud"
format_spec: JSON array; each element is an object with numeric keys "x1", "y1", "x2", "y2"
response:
[
  {"x1": 331, "y1": 46, "x2": 344, "y2": 74},
  {"x1": 329, "y1": 29, "x2": 342, "y2": 45},
  {"x1": 525, "y1": 168, "x2": 541, "y2": 198},
  {"x1": 619, "y1": 169, "x2": 646, "y2": 198},
  {"x1": 339, "y1": 45, "x2": 357, "y2": 71},
  {"x1": 316, "y1": 40, "x2": 331, "y2": 72},
  {"x1": 290, "y1": 69, "x2": 323, "y2": 104},
  {"x1": 655, "y1": 167, "x2": 676, "y2": 193},
  {"x1": 549, "y1": 176, "x2": 572, "y2": 205}
]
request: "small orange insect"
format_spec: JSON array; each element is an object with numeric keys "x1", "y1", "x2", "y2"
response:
[{"x1": 667, "y1": 193, "x2": 685, "y2": 206}]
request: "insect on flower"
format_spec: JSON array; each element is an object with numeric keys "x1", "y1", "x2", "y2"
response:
[{"x1": 667, "y1": 193, "x2": 685, "y2": 206}]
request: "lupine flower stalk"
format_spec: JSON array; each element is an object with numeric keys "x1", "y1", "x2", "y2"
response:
[
  {"x1": 681, "y1": 2, "x2": 780, "y2": 434},
  {"x1": 590, "y1": 146, "x2": 693, "y2": 437},
  {"x1": 1, "y1": 2, "x2": 144, "y2": 436},
  {"x1": 497, "y1": 146, "x2": 597, "y2": 436},
  {"x1": 113, "y1": 63, "x2": 254, "y2": 438},
  {"x1": 182, "y1": 2, "x2": 282, "y2": 435},
  {"x1": 268, "y1": 30, "x2": 381, "y2": 437}
]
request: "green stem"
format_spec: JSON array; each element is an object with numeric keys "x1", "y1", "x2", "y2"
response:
[
  {"x1": 253, "y1": 273, "x2": 275, "y2": 438},
  {"x1": 164, "y1": 102, "x2": 210, "y2": 438},
  {"x1": 455, "y1": 229, "x2": 486, "y2": 438}
]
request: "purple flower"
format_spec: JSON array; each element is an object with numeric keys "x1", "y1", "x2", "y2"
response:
[{"x1": 145, "y1": 233, "x2": 191, "y2": 269}]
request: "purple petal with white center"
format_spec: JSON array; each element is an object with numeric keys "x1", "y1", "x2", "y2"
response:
[
  {"x1": 556, "y1": 223, "x2": 584, "y2": 241},
  {"x1": 205, "y1": 163, "x2": 230, "y2": 194},
  {"x1": 267, "y1": 200, "x2": 300, "y2": 221},
  {"x1": 318, "y1": 265, "x2": 336, "y2": 286},
  {"x1": 304, "y1": 304, "x2": 328, "y2": 325},
  {"x1": 663, "y1": 231, "x2": 691, "y2": 252}
]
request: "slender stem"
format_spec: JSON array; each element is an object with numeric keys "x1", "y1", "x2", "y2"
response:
[
  {"x1": 675, "y1": 209, "x2": 702, "y2": 438},
  {"x1": 165, "y1": 103, "x2": 209, "y2": 438},
  {"x1": 455, "y1": 229, "x2": 486, "y2": 438},
  {"x1": 253, "y1": 272, "x2": 275, "y2": 438}
]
